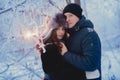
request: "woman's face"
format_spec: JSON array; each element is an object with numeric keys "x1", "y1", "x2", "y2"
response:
[{"x1": 56, "y1": 27, "x2": 65, "y2": 40}]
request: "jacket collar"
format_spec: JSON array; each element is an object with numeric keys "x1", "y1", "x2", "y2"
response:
[{"x1": 67, "y1": 15, "x2": 94, "y2": 34}]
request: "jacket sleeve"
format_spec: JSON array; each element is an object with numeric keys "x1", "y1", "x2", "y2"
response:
[
  {"x1": 41, "y1": 44, "x2": 63, "y2": 74},
  {"x1": 63, "y1": 32, "x2": 101, "y2": 71}
]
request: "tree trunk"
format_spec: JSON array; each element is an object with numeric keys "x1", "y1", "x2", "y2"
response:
[
  {"x1": 82, "y1": 0, "x2": 88, "y2": 18},
  {"x1": 74, "y1": 0, "x2": 81, "y2": 5},
  {"x1": 66, "y1": 0, "x2": 71, "y2": 4}
]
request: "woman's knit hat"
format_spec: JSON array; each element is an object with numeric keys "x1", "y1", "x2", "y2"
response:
[
  {"x1": 48, "y1": 13, "x2": 67, "y2": 29},
  {"x1": 43, "y1": 13, "x2": 67, "y2": 40},
  {"x1": 63, "y1": 3, "x2": 83, "y2": 19}
]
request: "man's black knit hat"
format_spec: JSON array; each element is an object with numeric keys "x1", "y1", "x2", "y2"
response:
[{"x1": 63, "y1": 3, "x2": 82, "y2": 19}]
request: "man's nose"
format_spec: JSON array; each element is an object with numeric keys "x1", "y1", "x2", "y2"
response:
[{"x1": 66, "y1": 17, "x2": 69, "y2": 22}]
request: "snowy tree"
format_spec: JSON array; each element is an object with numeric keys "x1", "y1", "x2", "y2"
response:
[{"x1": 0, "y1": 0, "x2": 120, "y2": 80}]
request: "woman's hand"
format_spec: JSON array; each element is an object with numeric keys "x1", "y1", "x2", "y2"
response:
[
  {"x1": 35, "y1": 39, "x2": 43, "y2": 54},
  {"x1": 60, "y1": 42, "x2": 68, "y2": 56},
  {"x1": 36, "y1": 44, "x2": 42, "y2": 54}
]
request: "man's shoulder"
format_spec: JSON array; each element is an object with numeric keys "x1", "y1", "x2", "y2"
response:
[
  {"x1": 76, "y1": 27, "x2": 96, "y2": 40},
  {"x1": 84, "y1": 27, "x2": 94, "y2": 33},
  {"x1": 77, "y1": 27, "x2": 94, "y2": 34}
]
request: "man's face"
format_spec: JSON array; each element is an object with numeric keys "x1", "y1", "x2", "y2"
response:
[{"x1": 64, "y1": 12, "x2": 79, "y2": 28}]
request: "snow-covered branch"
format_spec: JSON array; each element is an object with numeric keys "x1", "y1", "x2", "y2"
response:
[
  {"x1": 48, "y1": 0, "x2": 62, "y2": 12},
  {"x1": 0, "y1": 0, "x2": 26, "y2": 14}
]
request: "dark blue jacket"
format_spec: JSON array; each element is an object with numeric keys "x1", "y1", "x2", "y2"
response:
[{"x1": 64, "y1": 15, "x2": 101, "y2": 80}]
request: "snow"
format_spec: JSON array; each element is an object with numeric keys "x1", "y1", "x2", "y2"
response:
[{"x1": 0, "y1": 0, "x2": 120, "y2": 80}]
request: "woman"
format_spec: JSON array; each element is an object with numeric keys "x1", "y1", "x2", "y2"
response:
[
  {"x1": 36, "y1": 13, "x2": 68, "y2": 80},
  {"x1": 42, "y1": 27, "x2": 68, "y2": 80}
]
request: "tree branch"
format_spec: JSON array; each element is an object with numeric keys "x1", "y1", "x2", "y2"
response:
[
  {"x1": 0, "y1": 0, "x2": 26, "y2": 14},
  {"x1": 48, "y1": 0, "x2": 62, "y2": 12},
  {"x1": 66, "y1": 0, "x2": 71, "y2": 4}
]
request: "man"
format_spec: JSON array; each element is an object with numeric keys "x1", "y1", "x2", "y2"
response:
[{"x1": 61, "y1": 3, "x2": 101, "y2": 80}]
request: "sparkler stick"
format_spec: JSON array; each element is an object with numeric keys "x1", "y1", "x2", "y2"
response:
[{"x1": 35, "y1": 15, "x2": 53, "y2": 53}]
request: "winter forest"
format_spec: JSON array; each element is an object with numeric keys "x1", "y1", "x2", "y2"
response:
[{"x1": 0, "y1": 0, "x2": 120, "y2": 80}]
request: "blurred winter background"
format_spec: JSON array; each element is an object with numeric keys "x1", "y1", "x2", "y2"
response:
[{"x1": 0, "y1": 0, "x2": 120, "y2": 80}]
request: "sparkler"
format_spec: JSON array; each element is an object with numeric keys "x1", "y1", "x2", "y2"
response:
[
  {"x1": 21, "y1": 15, "x2": 53, "y2": 53},
  {"x1": 22, "y1": 28, "x2": 46, "y2": 53},
  {"x1": 24, "y1": 30, "x2": 33, "y2": 39}
]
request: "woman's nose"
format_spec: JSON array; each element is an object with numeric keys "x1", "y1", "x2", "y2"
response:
[{"x1": 59, "y1": 30, "x2": 64, "y2": 34}]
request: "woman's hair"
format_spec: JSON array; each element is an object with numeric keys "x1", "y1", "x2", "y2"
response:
[{"x1": 45, "y1": 27, "x2": 68, "y2": 53}]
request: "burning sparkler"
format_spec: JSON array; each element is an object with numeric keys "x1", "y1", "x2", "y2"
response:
[{"x1": 21, "y1": 15, "x2": 53, "y2": 53}]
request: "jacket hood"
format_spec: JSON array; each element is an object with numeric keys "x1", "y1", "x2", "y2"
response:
[{"x1": 76, "y1": 15, "x2": 94, "y2": 29}]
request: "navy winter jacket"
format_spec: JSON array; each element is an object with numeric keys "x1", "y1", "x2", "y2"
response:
[{"x1": 64, "y1": 15, "x2": 101, "y2": 80}]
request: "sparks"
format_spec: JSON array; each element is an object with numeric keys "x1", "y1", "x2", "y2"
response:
[{"x1": 24, "y1": 30, "x2": 33, "y2": 39}]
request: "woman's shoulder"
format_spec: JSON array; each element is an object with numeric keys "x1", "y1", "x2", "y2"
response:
[
  {"x1": 44, "y1": 43, "x2": 59, "y2": 55},
  {"x1": 45, "y1": 43, "x2": 58, "y2": 50},
  {"x1": 45, "y1": 43, "x2": 53, "y2": 46}
]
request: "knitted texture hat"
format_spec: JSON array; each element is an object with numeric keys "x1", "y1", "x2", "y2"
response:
[{"x1": 63, "y1": 3, "x2": 82, "y2": 19}]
